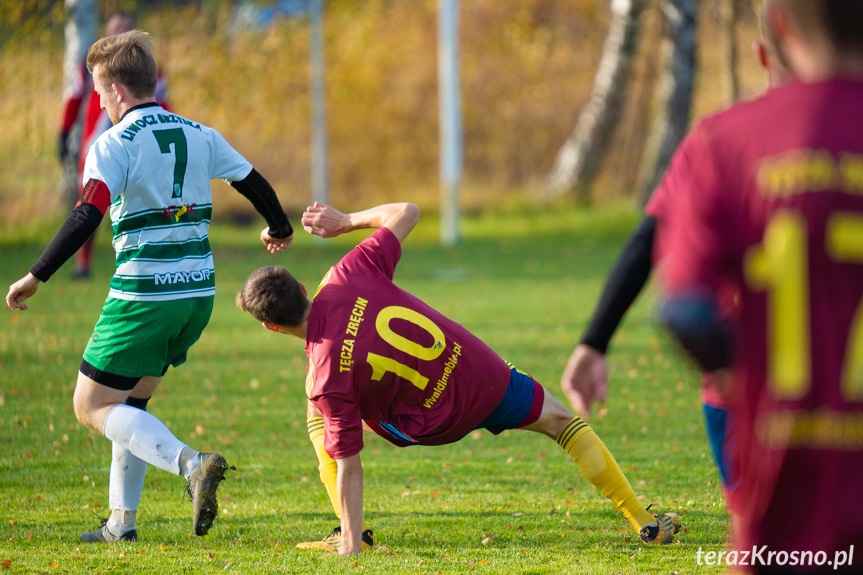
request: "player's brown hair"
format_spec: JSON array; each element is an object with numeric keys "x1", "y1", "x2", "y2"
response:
[
  {"x1": 86, "y1": 30, "x2": 157, "y2": 99},
  {"x1": 236, "y1": 265, "x2": 310, "y2": 327},
  {"x1": 774, "y1": 0, "x2": 863, "y2": 57}
]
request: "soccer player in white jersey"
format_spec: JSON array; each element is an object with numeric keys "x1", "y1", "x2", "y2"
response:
[{"x1": 6, "y1": 30, "x2": 294, "y2": 542}]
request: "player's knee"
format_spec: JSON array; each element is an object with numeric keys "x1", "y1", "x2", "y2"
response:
[
  {"x1": 539, "y1": 396, "x2": 577, "y2": 437},
  {"x1": 72, "y1": 388, "x2": 99, "y2": 432}
]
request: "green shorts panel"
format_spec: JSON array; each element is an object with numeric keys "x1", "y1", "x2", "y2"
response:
[{"x1": 82, "y1": 296, "x2": 214, "y2": 379}]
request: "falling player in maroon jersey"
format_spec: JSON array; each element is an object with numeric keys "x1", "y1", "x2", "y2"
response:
[{"x1": 237, "y1": 201, "x2": 679, "y2": 555}]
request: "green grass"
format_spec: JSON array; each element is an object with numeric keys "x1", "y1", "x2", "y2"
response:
[{"x1": 0, "y1": 206, "x2": 727, "y2": 574}]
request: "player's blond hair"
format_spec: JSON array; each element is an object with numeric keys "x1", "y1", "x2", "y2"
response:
[{"x1": 86, "y1": 30, "x2": 157, "y2": 99}]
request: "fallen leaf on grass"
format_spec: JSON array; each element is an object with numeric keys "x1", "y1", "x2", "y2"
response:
[
  {"x1": 479, "y1": 559, "x2": 488, "y2": 564},
  {"x1": 1, "y1": 560, "x2": 11, "y2": 569},
  {"x1": 119, "y1": 551, "x2": 126, "y2": 557}
]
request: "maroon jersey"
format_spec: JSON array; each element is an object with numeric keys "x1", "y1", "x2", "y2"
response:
[
  {"x1": 661, "y1": 79, "x2": 863, "y2": 559},
  {"x1": 648, "y1": 131, "x2": 740, "y2": 410},
  {"x1": 305, "y1": 228, "x2": 511, "y2": 460}
]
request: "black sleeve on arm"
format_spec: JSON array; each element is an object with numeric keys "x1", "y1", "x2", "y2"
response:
[
  {"x1": 580, "y1": 216, "x2": 657, "y2": 354},
  {"x1": 30, "y1": 203, "x2": 104, "y2": 282},
  {"x1": 661, "y1": 295, "x2": 733, "y2": 372},
  {"x1": 231, "y1": 168, "x2": 293, "y2": 239}
]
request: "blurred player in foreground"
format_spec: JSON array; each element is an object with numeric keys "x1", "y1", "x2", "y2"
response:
[
  {"x1": 237, "y1": 201, "x2": 679, "y2": 556},
  {"x1": 59, "y1": 12, "x2": 170, "y2": 279},
  {"x1": 561, "y1": 0, "x2": 791, "y2": 502},
  {"x1": 7, "y1": 31, "x2": 294, "y2": 542},
  {"x1": 659, "y1": 0, "x2": 863, "y2": 571}
]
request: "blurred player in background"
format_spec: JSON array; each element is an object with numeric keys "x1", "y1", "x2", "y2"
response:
[
  {"x1": 8, "y1": 31, "x2": 294, "y2": 542},
  {"x1": 59, "y1": 12, "x2": 170, "y2": 279},
  {"x1": 660, "y1": 0, "x2": 863, "y2": 571},
  {"x1": 560, "y1": 0, "x2": 790, "y2": 502},
  {"x1": 237, "y1": 201, "x2": 679, "y2": 556}
]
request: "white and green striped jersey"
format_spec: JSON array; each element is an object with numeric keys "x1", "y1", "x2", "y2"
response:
[{"x1": 82, "y1": 104, "x2": 252, "y2": 301}]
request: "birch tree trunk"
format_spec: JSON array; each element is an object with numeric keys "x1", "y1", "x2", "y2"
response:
[
  {"x1": 63, "y1": 0, "x2": 97, "y2": 98},
  {"x1": 61, "y1": 0, "x2": 97, "y2": 200},
  {"x1": 637, "y1": 0, "x2": 697, "y2": 206},
  {"x1": 720, "y1": 0, "x2": 739, "y2": 102},
  {"x1": 543, "y1": 0, "x2": 646, "y2": 203}
]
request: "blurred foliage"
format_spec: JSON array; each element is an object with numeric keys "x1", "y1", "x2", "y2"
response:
[{"x1": 0, "y1": 0, "x2": 763, "y2": 233}]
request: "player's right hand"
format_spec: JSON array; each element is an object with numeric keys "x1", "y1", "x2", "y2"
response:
[
  {"x1": 6, "y1": 273, "x2": 41, "y2": 311},
  {"x1": 561, "y1": 344, "x2": 609, "y2": 420}
]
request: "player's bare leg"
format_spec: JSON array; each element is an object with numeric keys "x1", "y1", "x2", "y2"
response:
[
  {"x1": 521, "y1": 387, "x2": 679, "y2": 543},
  {"x1": 73, "y1": 373, "x2": 229, "y2": 539}
]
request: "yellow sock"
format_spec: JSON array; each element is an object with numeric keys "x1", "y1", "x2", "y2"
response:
[
  {"x1": 308, "y1": 417, "x2": 368, "y2": 531},
  {"x1": 308, "y1": 416, "x2": 341, "y2": 519},
  {"x1": 556, "y1": 417, "x2": 655, "y2": 533}
]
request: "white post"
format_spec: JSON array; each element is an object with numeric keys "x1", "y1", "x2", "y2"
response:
[
  {"x1": 63, "y1": 0, "x2": 97, "y2": 97},
  {"x1": 309, "y1": 0, "x2": 328, "y2": 205},
  {"x1": 438, "y1": 0, "x2": 462, "y2": 246}
]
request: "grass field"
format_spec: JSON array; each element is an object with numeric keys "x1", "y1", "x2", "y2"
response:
[{"x1": 0, "y1": 205, "x2": 728, "y2": 574}]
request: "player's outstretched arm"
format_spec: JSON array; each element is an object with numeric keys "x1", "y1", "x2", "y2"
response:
[
  {"x1": 230, "y1": 169, "x2": 293, "y2": 253},
  {"x1": 6, "y1": 273, "x2": 41, "y2": 311},
  {"x1": 7, "y1": 183, "x2": 108, "y2": 311},
  {"x1": 302, "y1": 202, "x2": 420, "y2": 244},
  {"x1": 336, "y1": 453, "x2": 364, "y2": 556}
]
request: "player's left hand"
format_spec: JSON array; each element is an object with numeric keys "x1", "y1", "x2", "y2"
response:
[
  {"x1": 261, "y1": 228, "x2": 293, "y2": 253},
  {"x1": 6, "y1": 273, "x2": 41, "y2": 311},
  {"x1": 561, "y1": 344, "x2": 609, "y2": 420}
]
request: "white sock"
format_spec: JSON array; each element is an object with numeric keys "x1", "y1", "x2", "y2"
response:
[
  {"x1": 107, "y1": 442, "x2": 147, "y2": 532},
  {"x1": 102, "y1": 404, "x2": 189, "y2": 476},
  {"x1": 179, "y1": 447, "x2": 201, "y2": 479},
  {"x1": 107, "y1": 508, "x2": 136, "y2": 535}
]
